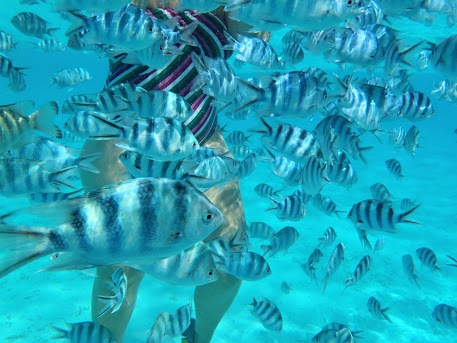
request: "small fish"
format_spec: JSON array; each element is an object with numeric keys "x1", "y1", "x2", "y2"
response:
[
  {"x1": 133, "y1": 242, "x2": 219, "y2": 286},
  {"x1": 432, "y1": 304, "x2": 457, "y2": 328},
  {"x1": 236, "y1": 153, "x2": 257, "y2": 179},
  {"x1": 416, "y1": 247, "x2": 441, "y2": 272},
  {"x1": 367, "y1": 296, "x2": 392, "y2": 323},
  {"x1": 267, "y1": 195, "x2": 307, "y2": 221},
  {"x1": 225, "y1": 130, "x2": 251, "y2": 146},
  {"x1": 301, "y1": 156, "x2": 330, "y2": 196},
  {"x1": 0, "y1": 30, "x2": 17, "y2": 52},
  {"x1": 32, "y1": 38, "x2": 66, "y2": 52},
  {"x1": 318, "y1": 227, "x2": 337, "y2": 247},
  {"x1": 344, "y1": 255, "x2": 372, "y2": 291},
  {"x1": 397, "y1": 91, "x2": 435, "y2": 121},
  {"x1": 312, "y1": 327, "x2": 354, "y2": 343},
  {"x1": 250, "y1": 296, "x2": 283, "y2": 331},
  {"x1": 402, "y1": 254, "x2": 420, "y2": 287},
  {"x1": 280, "y1": 281, "x2": 292, "y2": 294},
  {"x1": 0, "y1": 55, "x2": 27, "y2": 92},
  {"x1": 322, "y1": 243, "x2": 345, "y2": 293},
  {"x1": 147, "y1": 311, "x2": 169, "y2": 343},
  {"x1": 265, "y1": 150, "x2": 303, "y2": 186},
  {"x1": 261, "y1": 226, "x2": 299, "y2": 259},
  {"x1": 370, "y1": 183, "x2": 392, "y2": 203},
  {"x1": 186, "y1": 155, "x2": 240, "y2": 190},
  {"x1": 373, "y1": 237, "x2": 385, "y2": 252},
  {"x1": 293, "y1": 188, "x2": 312, "y2": 204},
  {"x1": 280, "y1": 40, "x2": 304, "y2": 65},
  {"x1": 65, "y1": 4, "x2": 161, "y2": 51},
  {"x1": 248, "y1": 222, "x2": 275, "y2": 240},
  {"x1": 312, "y1": 194, "x2": 342, "y2": 217},
  {"x1": 305, "y1": 248, "x2": 324, "y2": 267},
  {"x1": 52, "y1": 321, "x2": 118, "y2": 343},
  {"x1": 348, "y1": 199, "x2": 420, "y2": 233},
  {"x1": 11, "y1": 12, "x2": 58, "y2": 38},
  {"x1": 97, "y1": 267, "x2": 128, "y2": 318},
  {"x1": 50, "y1": 68, "x2": 92, "y2": 89},
  {"x1": 403, "y1": 125, "x2": 420, "y2": 156},
  {"x1": 213, "y1": 251, "x2": 272, "y2": 281},
  {"x1": 385, "y1": 158, "x2": 403, "y2": 179},
  {"x1": 166, "y1": 303, "x2": 192, "y2": 337},
  {"x1": 254, "y1": 183, "x2": 281, "y2": 198},
  {"x1": 326, "y1": 152, "x2": 359, "y2": 188}
]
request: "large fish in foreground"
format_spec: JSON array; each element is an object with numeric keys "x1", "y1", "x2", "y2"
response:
[{"x1": 0, "y1": 177, "x2": 223, "y2": 278}]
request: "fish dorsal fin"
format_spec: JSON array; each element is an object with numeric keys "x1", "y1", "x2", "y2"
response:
[
  {"x1": 0, "y1": 100, "x2": 35, "y2": 117},
  {"x1": 359, "y1": 84, "x2": 387, "y2": 104}
]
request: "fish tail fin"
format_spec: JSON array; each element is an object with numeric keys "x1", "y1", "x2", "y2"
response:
[
  {"x1": 179, "y1": 22, "x2": 199, "y2": 46},
  {"x1": 47, "y1": 27, "x2": 60, "y2": 36},
  {"x1": 0, "y1": 225, "x2": 52, "y2": 278},
  {"x1": 400, "y1": 41, "x2": 425, "y2": 67},
  {"x1": 30, "y1": 101, "x2": 62, "y2": 139},
  {"x1": 382, "y1": 307, "x2": 393, "y2": 323},
  {"x1": 74, "y1": 152, "x2": 101, "y2": 174},
  {"x1": 398, "y1": 204, "x2": 421, "y2": 225},
  {"x1": 52, "y1": 166, "x2": 80, "y2": 190},
  {"x1": 96, "y1": 295, "x2": 117, "y2": 318},
  {"x1": 52, "y1": 324, "x2": 71, "y2": 340}
]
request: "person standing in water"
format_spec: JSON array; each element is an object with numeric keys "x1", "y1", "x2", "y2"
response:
[{"x1": 78, "y1": 1, "x2": 269, "y2": 342}]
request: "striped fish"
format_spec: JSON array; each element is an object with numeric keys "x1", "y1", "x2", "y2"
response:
[
  {"x1": 370, "y1": 183, "x2": 392, "y2": 203},
  {"x1": 327, "y1": 152, "x2": 358, "y2": 188},
  {"x1": 312, "y1": 194, "x2": 342, "y2": 217},
  {"x1": 50, "y1": 68, "x2": 92, "y2": 88},
  {"x1": 348, "y1": 199, "x2": 420, "y2": 232},
  {"x1": 267, "y1": 195, "x2": 307, "y2": 221},
  {"x1": 322, "y1": 243, "x2": 345, "y2": 293},
  {"x1": 301, "y1": 156, "x2": 330, "y2": 195},
  {"x1": 254, "y1": 183, "x2": 281, "y2": 198},
  {"x1": 254, "y1": 118, "x2": 322, "y2": 163},
  {"x1": 385, "y1": 158, "x2": 403, "y2": 179},
  {"x1": 133, "y1": 242, "x2": 218, "y2": 286},
  {"x1": 225, "y1": 34, "x2": 283, "y2": 70},
  {"x1": 261, "y1": 226, "x2": 299, "y2": 259},
  {"x1": 65, "y1": 4, "x2": 161, "y2": 51},
  {"x1": 147, "y1": 311, "x2": 169, "y2": 343},
  {"x1": 318, "y1": 227, "x2": 337, "y2": 247},
  {"x1": 402, "y1": 254, "x2": 420, "y2": 287},
  {"x1": 53, "y1": 321, "x2": 117, "y2": 343},
  {"x1": 119, "y1": 150, "x2": 189, "y2": 180},
  {"x1": 367, "y1": 296, "x2": 392, "y2": 323},
  {"x1": 344, "y1": 255, "x2": 372, "y2": 291},
  {"x1": 62, "y1": 94, "x2": 98, "y2": 114},
  {"x1": 29, "y1": 189, "x2": 84, "y2": 203},
  {"x1": 301, "y1": 248, "x2": 323, "y2": 282},
  {"x1": 186, "y1": 155, "x2": 240, "y2": 190},
  {"x1": 236, "y1": 153, "x2": 257, "y2": 179},
  {"x1": 424, "y1": 34, "x2": 457, "y2": 81},
  {"x1": 248, "y1": 222, "x2": 275, "y2": 240},
  {"x1": 264, "y1": 149, "x2": 302, "y2": 186},
  {"x1": 230, "y1": 145, "x2": 256, "y2": 159},
  {"x1": 404, "y1": 125, "x2": 420, "y2": 156},
  {"x1": 11, "y1": 12, "x2": 57, "y2": 38},
  {"x1": 213, "y1": 251, "x2": 271, "y2": 281},
  {"x1": 225, "y1": 130, "x2": 251, "y2": 146},
  {"x1": 64, "y1": 110, "x2": 123, "y2": 139},
  {"x1": 280, "y1": 281, "x2": 292, "y2": 294},
  {"x1": 293, "y1": 188, "x2": 312, "y2": 204},
  {"x1": 250, "y1": 296, "x2": 283, "y2": 331},
  {"x1": 432, "y1": 304, "x2": 457, "y2": 328},
  {"x1": 0, "y1": 30, "x2": 16, "y2": 52},
  {"x1": 416, "y1": 247, "x2": 441, "y2": 272},
  {"x1": 280, "y1": 40, "x2": 304, "y2": 65},
  {"x1": 398, "y1": 91, "x2": 435, "y2": 121},
  {"x1": 0, "y1": 55, "x2": 26, "y2": 87},
  {"x1": 389, "y1": 126, "x2": 406, "y2": 147},
  {"x1": 400, "y1": 198, "x2": 418, "y2": 212},
  {"x1": 0, "y1": 159, "x2": 77, "y2": 195},
  {"x1": 97, "y1": 267, "x2": 128, "y2": 318},
  {"x1": 0, "y1": 178, "x2": 224, "y2": 278},
  {"x1": 32, "y1": 38, "x2": 66, "y2": 52},
  {"x1": 312, "y1": 327, "x2": 354, "y2": 343},
  {"x1": 0, "y1": 101, "x2": 61, "y2": 154},
  {"x1": 166, "y1": 303, "x2": 192, "y2": 337},
  {"x1": 9, "y1": 69, "x2": 26, "y2": 92}
]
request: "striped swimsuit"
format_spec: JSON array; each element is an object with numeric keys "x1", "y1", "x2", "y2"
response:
[{"x1": 106, "y1": 7, "x2": 232, "y2": 145}]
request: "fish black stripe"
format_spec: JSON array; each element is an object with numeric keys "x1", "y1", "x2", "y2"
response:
[
  {"x1": 98, "y1": 194, "x2": 122, "y2": 253},
  {"x1": 70, "y1": 209, "x2": 92, "y2": 251},
  {"x1": 138, "y1": 179, "x2": 158, "y2": 249}
]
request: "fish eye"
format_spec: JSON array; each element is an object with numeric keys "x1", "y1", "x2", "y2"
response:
[
  {"x1": 203, "y1": 211, "x2": 214, "y2": 223},
  {"x1": 347, "y1": 0, "x2": 352, "y2": 4},
  {"x1": 208, "y1": 269, "x2": 214, "y2": 276},
  {"x1": 148, "y1": 27, "x2": 153, "y2": 33},
  {"x1": 192, "y1": 142, "x2": 197, "y2": 146}
]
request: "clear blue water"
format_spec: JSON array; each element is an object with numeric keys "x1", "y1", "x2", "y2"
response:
[{"x1": 1, "y1": 1, "x2": 457, "y2": 342}]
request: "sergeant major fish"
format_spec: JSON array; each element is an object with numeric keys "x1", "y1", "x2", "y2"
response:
[
  {"x1": 261, "y1": 226, "x2": 299, "y2": 259},
  {"x1": 52, "y1": 321, "x2": 118, "y2": 343},
  {"x1": 367, "y1": 296, "x2": 392, "y2": 323},
  {"x1": 0, "y1": 178, "x2": 224, "y2": 278},
  {"x1": 11, "y1": 12, "x2": 58, "y2": 38},
  {"x1": 344, "y1": 255, "x2": 372, "y2": 291},
  {"x1": 250, "y1": 296, "x2": 283, "y2": 331},
  {"x1": 322, "y1": 242, "x2": 345, "y2": 293}
]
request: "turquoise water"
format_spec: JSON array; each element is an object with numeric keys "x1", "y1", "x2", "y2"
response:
[{"x1": 1, "y1": 1, "x2": 457, "y2": 342}]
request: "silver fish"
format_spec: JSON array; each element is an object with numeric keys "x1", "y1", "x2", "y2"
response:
[
  {"x1": 432, "y1": 304, "x2": 457, "y2": 328},
  {"x1": 50, "y1": 68, "x2": 92, "y2": 88},
  {"x1": 147, "y1": 311, "x2": 169, "y2": 343},
  {"x1": 32, "y1": 38, "x2": 66, "y2": 52},
  {"x1": 403, "y1": 125, "x2": 420, "y2": 156},
  {"x1": 344, "y1": 255, "x2": 372, "y2": 291},
  {"x1": 402, "y1": 254, "x2": 420, "y2": 287},
  {"x1": 166, "y1": 303, "x2": 192, "y2": 337},
  {"x1": 97, "y1": 267, "x2": 128, "y2": 318},
  {"x1": 261, "y1": 226, "x2": 299, "y2": 259},
  {"x1": 367, "y1": 296, "x2": 392, "y2": 323},
  {"x1": 213, "y1": 251, "x2": 272, "y2": 281},
  {"x1": 186, "y1": 155, "x2": 240, "y2": 190},
  {"x1": 236, "y1": 152, "x2": 257, "y2": 178},
  {"x1": 301, "y1": 156, "x2": 330, "y2": 196},
  {"x1": 254, "y1": 183, "x2": 281, "y2": 198},
  {"x1": 318, "y1": 227, "x2": 337, "y2": 247},
  {"x1": 0, "y1": 30, "x2": 16, "y2": 52},
  {"x1": 385, "y1": 158, "x2": 403, "y2": 179},
  {"x1": 268, "y1": 195, "x2": 307, "y2": 221},
  {"x1": 0, "y1": 178, "x2": 224, "y2": 278},
  {"x1": 280, "y1": 281, "x2": 292, "y2": 294},
  {"x1": 53, "y1": 321, "x2": 118, "y2": 343},
  {"x1": 416, "y1": 247, "x2": 441, "y2": 272},
  {"x1": 373, "y1": 237, "x2": 385, "y2": 252},
  {"x1": 250, "y1": 296, "x2": 283, "y2": 331},
  {"x1": 248, "y1": 222, "x2": 275, "y2": 240},
  {"x1": 312, "y1": 194, "x2": 342, "y2": 217},
  {"x1": 11, "y1": 12, "x2": 57, "y2": 38},
  {"x1": 322, "y1": 242, "x2": 345, "y2": 293}
]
